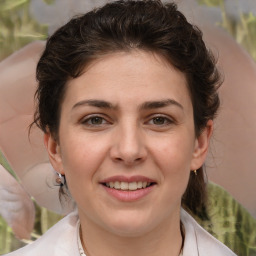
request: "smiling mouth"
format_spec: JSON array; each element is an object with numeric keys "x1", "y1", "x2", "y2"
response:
[{"x1": 103, "y1": 181, "x2": 155, "y2": 191}]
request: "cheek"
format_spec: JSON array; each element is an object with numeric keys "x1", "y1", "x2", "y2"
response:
[
  {"x1": 151, "y1": 134, "x2": 194, "y2": 172},
  {"x1": 150, "y1": 132, "x2": 194, "y2": 195},
  {"x1": 59, "y1": 136, "x2": 109, "y2": 204},
  {"x1": 59, "y1": 134, "x2": 109, "y2": 181}
]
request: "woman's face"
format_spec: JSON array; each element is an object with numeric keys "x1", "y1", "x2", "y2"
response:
[{"x1": 45, "y1": 51, "x2": 211, "y2": 237}]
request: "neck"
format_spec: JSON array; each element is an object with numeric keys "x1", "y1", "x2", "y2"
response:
[{"x1": 78, "y1": 209, "x2": 183, "y2": 256}]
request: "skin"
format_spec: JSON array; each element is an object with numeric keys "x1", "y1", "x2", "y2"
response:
[
  {"x1": 45, "y1": 50, "x2": 212, "y2": 256},
  {"x1": 1, "y1": 2, "x2": 256, "y2": 224}
]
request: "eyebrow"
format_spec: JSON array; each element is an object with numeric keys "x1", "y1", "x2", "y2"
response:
[
  {"x1": 72, "y1": 99, "x2": 183, "y2": 111},
  {"x1": 139, "y1": 99, "x2": 183, "y2": 110},
  {"x1": 72, "y1": 99, "x2": 116, "y2": 110}
]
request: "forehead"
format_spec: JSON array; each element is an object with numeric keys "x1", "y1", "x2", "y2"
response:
[{"x1": 63, "y1": 50, "x2": 191, "y2": 110}]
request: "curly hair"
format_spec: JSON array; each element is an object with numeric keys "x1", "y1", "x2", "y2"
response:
[{"x1": 32, "y1": 0, "x2": 222, "y2": 214}]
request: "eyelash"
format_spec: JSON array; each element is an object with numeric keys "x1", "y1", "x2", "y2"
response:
[
  {"x1": 80, "y1": 114, "x2": 175, "y2": 128},
  {"x1": 81, "y1": 115, "x2": 111, "y2": 127},
  {"x1": 146, "y1": 115, "x2": 174, "y2": 126}
]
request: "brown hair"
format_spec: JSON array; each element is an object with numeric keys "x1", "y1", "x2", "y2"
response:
[{"x1": 32, "y1": 0, "x2": 221, "y2": 214}]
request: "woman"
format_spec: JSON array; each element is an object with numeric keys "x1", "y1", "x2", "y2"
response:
[{"x1": 5, "y1": 1, "x2": 237, "y2": 255}]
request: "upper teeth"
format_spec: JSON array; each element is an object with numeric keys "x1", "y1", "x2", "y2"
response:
[{"x1": 105, "y1": 181, "x2": 151, "y2": 190}]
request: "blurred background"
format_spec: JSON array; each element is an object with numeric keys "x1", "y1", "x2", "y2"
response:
[{"x1": 0, "y1": 0, "x2": 256, "y2": 255}]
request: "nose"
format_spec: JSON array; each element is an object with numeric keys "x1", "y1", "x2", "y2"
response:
[{"x1": 110, "y1": 123, "x2": 147, "y2": 166}]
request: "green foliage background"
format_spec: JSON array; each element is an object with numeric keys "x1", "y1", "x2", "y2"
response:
[
  {"x1": 199, "y1": 0, "x2": 256, "y2": 61},
  {"x1": 0, "y1": 0, "x2": 48, "y2": 61}
]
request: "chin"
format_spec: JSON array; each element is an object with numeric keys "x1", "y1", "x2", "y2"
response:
[
  {"x1": 107, "y1": 223, "x2": 151, "y2": 238},
  {"x1": 101, "y1": 211, "x2": 156, "y2": 237}
]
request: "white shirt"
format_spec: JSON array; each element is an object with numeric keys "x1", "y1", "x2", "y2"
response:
[{"x1": 4, "y1": 209, "x2": 237, "y2": 256}]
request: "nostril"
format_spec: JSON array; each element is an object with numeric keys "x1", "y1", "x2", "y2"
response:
[
  {"x1": 114, "y1": 156, "x2": 142, "y2": 165},
  {"x1": 114, "y1": 157, "x2": 123, "y2": 162}
]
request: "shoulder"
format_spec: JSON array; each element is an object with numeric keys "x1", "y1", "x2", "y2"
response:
[
  {"x1": 4, "y1": 212, "x2": 80, "y2": 256},
  {"x1": 181, "y1": 209, "x2": 237, "y2": 256}
]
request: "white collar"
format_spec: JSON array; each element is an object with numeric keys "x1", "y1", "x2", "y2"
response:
[{"x1": 75, "y1": 209, "x2": 235, "y2": 256}]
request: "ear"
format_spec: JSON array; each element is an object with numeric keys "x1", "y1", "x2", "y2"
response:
[
  {"x1": 190, "y1": 120, "x2": 213, "y2": 170},
  {"x1": 44, "y1": 133, "x2": 64, "y2": 175}
]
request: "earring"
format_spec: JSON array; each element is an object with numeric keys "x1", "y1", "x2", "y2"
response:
[
  {"x1": 55, "y1": 172, "x2": 66, "y2": 186},
  {"x1": 193, "y1": 169, "x2": 197, "y2": 176}
]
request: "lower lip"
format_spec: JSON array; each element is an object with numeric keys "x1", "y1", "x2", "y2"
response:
[{"x1": 102, "y1": 185, "x2": 155, "y2": 202}]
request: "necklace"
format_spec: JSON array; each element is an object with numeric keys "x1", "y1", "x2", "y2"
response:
[
  {"x1": 77, "y1": 223, "x2": 183, "y2": 256},
  {"x1": 78, "y1": 223, "x2": 88, "y2": 256}
]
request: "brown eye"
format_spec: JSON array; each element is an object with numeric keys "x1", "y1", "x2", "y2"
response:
[
  {"x1": 146, "y1": 115, "x2": 174, "y2": 128},
  {"x1": 152, "y1": 117, "x2": 167, "y2": 125},
  {"x1": 82, "y1": 116, "x2": 108, "y2": 126},
  {"x1": 90, "y1": 117, "x2": 104, "y2": 125}
]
